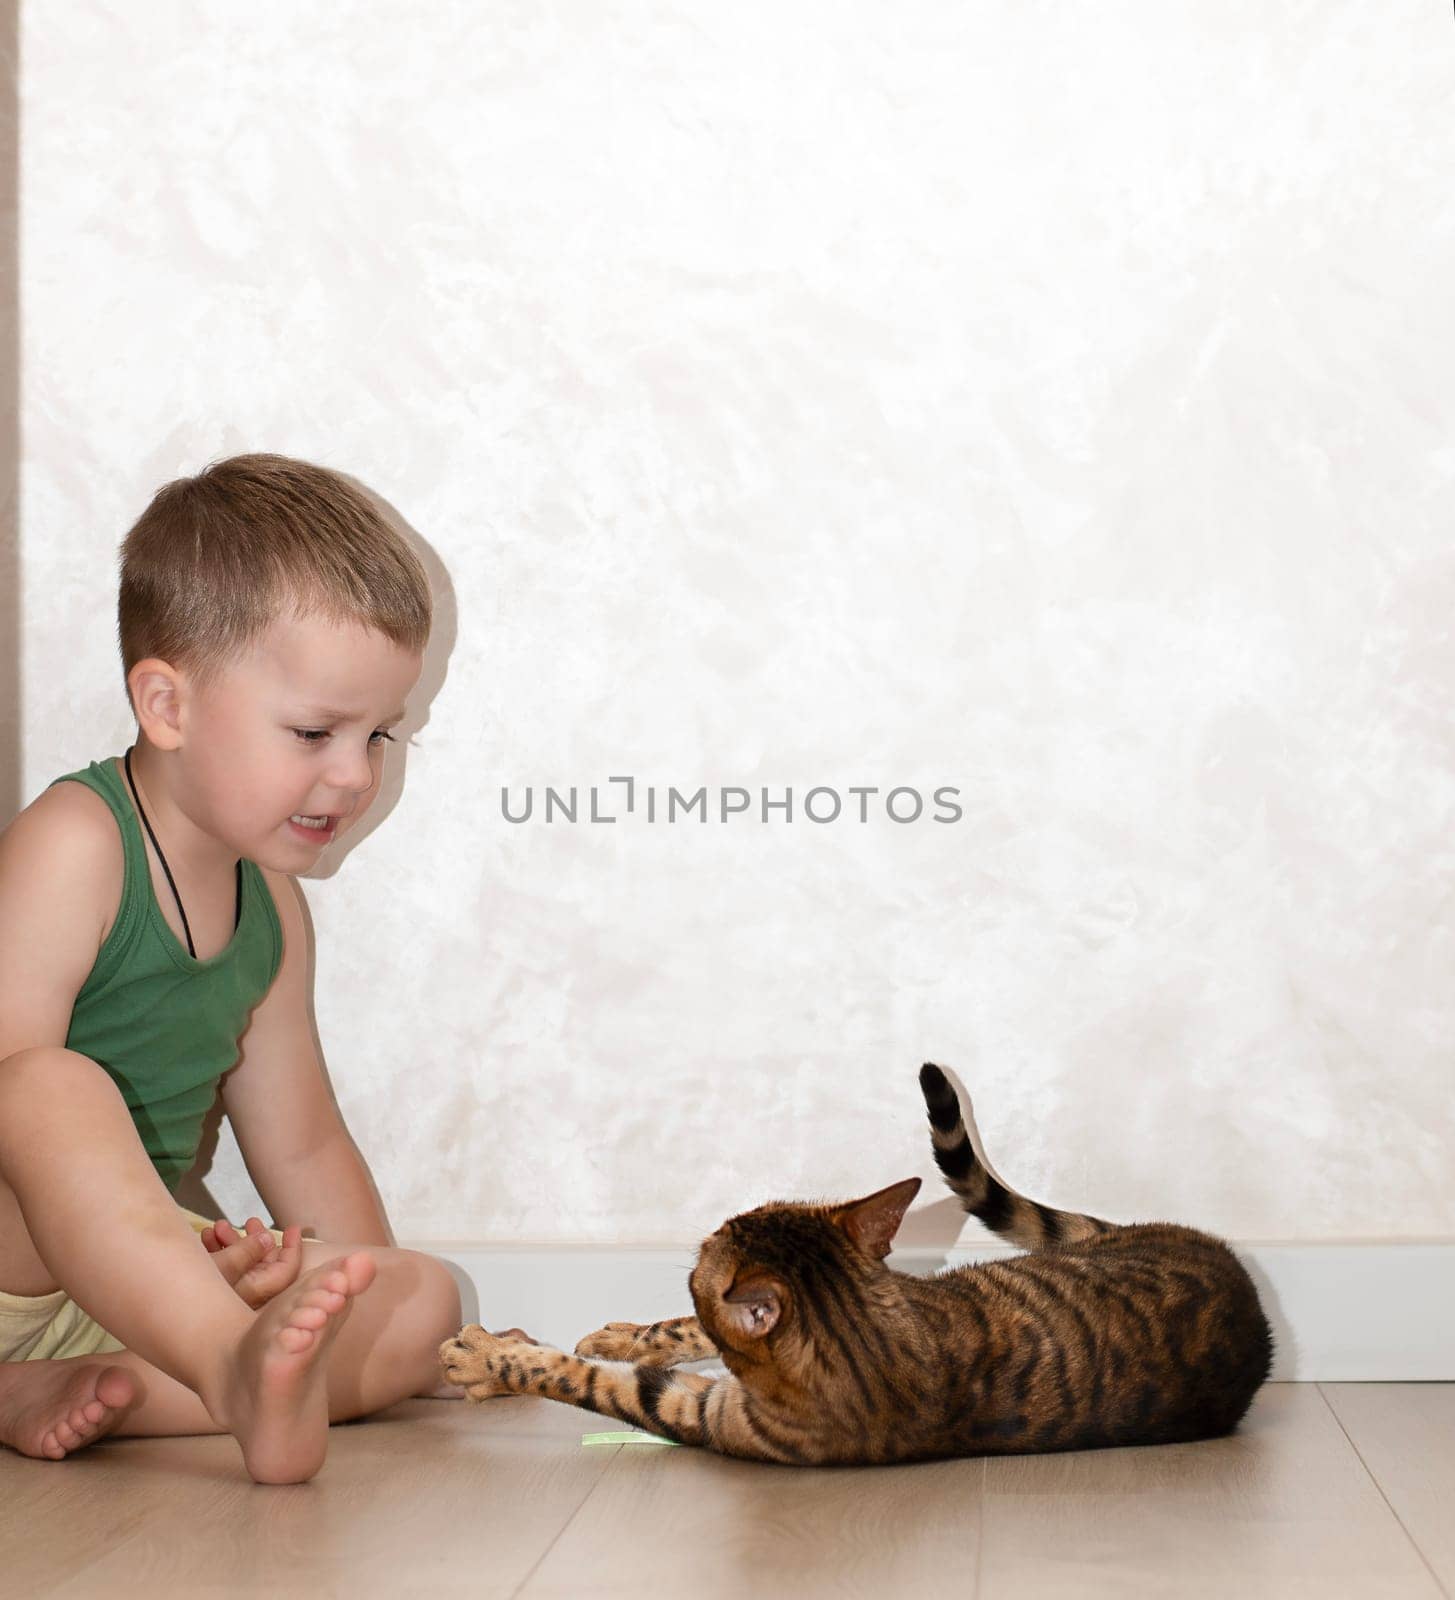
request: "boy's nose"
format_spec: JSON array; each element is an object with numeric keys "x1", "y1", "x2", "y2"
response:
[{"x1": 327, "y1": 750, "x2": 377, "y2": 797}]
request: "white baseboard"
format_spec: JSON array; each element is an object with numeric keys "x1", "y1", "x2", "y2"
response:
[{"x1": 410, "y1": 1240, "x2": 1455, "y2": 1383}]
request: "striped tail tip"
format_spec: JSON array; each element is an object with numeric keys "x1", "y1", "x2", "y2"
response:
[{"x1": 919, "y1": 1062, "x2": 961, "y2": 1133}]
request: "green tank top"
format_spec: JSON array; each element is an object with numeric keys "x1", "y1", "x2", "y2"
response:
[{"x1": 48, "y1": 757, "x2": 283, "y2": 1192}]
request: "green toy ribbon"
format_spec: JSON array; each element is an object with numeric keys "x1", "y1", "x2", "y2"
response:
[{"x1": 581, "y1": 1429, "x2": 680, "y2": 1447}]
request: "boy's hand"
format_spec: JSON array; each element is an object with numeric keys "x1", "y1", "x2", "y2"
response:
[{"x1": 201, "y1": 1216, "x2": 304, "y2": 1309}]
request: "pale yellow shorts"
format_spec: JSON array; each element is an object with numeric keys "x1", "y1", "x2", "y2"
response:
[{"x1": 0, "y1": 1208, "x2": 287, "y2": 1363}]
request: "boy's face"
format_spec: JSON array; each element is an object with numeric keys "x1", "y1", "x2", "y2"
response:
[{"x1": 176, "y1": 611, "x2": 424, "y2": 870}]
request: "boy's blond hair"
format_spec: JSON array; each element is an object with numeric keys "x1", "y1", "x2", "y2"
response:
[{"x1": 117, "y1": 453, "x2": 432, "y2": 704}]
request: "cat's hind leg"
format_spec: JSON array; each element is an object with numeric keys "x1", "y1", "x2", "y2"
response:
[{"x1": 573, "y1": 1316, "x2": 717, "y2": 1366}]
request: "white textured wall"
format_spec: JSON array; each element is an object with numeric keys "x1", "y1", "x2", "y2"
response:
[{"x1": 19, "y1": 2, "x2": 1455, "y2": 1244}]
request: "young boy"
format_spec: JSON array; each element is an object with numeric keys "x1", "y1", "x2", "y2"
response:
[{"x1": 0, "y1": 454, "x2": 468, "y2": 1485}]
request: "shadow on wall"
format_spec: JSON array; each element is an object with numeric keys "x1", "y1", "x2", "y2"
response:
[
  {"x1": 298, "y1": 479, "x2": 460, "y2": 883},
  {"x1": 175, "y1": 487, "x2": 460, "y2": 1230},
  {"x1": 1, "y1": 4, "x2": 17, "y2": 823}
]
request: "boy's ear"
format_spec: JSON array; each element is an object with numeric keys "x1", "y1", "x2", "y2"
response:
[
  {"x1": 721, "y1": 1275, "x2": 782, "y2": 1341},
  {"x1": 128, "y1": 658, "x2": 185, "y2": 751},
  {"x1": 830, "y1": 1177, "x2": 922, "y2": 1260}
]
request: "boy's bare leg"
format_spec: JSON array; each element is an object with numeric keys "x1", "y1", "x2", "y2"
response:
[
  {"x1": 0, "y1": 1231, "x2": 274, "y2": 1459},
  {"x1": 0, "y1": 1046, "x2": 377, "y2": 1483},
  {"x1": 0, "y1": 1229, "x2": 464, "y2": 1462}
]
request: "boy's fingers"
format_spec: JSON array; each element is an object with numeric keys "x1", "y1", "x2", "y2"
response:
[
  {"x1": 202, "y1": 1220, "x2": 246, "y2": 1254},
  {"x1": 248, "y1": 1226, "x2": 304, "y2": 1297}
]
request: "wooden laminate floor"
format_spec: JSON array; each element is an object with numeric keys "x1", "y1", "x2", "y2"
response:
[{"x1": 1, "y1": 1383, "x2": 1451, "y2": 1598}]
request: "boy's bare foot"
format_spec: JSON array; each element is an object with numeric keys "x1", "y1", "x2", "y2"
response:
[
  {"x1": 0, "y1": 1360, "x2": 139, "y2": 1460},
  {"x1": 208, "y1": 1251, "x2": 376, "y2": 1485}
]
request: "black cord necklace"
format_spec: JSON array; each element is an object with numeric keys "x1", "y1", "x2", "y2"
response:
[{"x1": 123, "y1": 746, "x2": 240, "y2": 960}]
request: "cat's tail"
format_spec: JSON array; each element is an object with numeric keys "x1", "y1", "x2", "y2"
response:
[{"x1": 918, "y1": 1062, "x2": 1112, "y2": 1250}]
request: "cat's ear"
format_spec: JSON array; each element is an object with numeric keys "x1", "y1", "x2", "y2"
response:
[
  {"x1": 831, "y1": 1177, "x2": 922, "y2": 1260},
  {"x1": 722, "y1": 1275, "x2": 782, "y2": 1340}
]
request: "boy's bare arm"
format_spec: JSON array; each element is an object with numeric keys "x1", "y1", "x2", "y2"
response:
[
  {"x1": 0, "y1": 788, "x2": 117, "y2": 1064},
  {"x1": 0, "y1": 793, "x2": 123, "y2": 1293},
  {"x1": 220, "y1": 870, "x2": 393, "y2": 1247}
]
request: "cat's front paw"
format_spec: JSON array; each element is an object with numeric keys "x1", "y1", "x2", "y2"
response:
[
  {"x1": 574, "y1": 1321, "x2": 653, "y2": 1361},
  {"x1": 439, "y1": 1325, "x2": 521, "y2": 1400}
]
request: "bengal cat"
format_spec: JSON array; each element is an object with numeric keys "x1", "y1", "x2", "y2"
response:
[{"x1": 439, "y1": 1063, "x2": 1273, "y2": 1464}]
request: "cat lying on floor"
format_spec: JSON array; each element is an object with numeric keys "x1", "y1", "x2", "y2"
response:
[{"x1": 439, "y1": 1063, "x2": 1273, "y2": 1465}]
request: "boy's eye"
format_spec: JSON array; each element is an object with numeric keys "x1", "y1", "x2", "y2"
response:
[{"x1": 291, "y1": 729, "x2": 397, "y2": 746}]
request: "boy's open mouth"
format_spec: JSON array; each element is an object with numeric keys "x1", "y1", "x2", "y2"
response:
[{"x1": 288, "y1": 813, "x2": 338, "y2": 838}]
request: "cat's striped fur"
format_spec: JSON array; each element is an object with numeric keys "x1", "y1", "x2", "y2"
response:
[{"x1": 441, "y1": 1063, "x2": 1273, "y2": 1464}]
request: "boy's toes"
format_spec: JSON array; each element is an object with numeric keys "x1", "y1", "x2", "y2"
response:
[
  {"x1": 336, "y1": 1252, "x2": 377, "y2": 1297},
  {"x1": 56, "y1": 1404, "x2": 105, "y2": 1449},
  {"x1": 250, "y1": 1255, "x2": 374, "y2": 1366},
  {"x1": 95, "y1": 1368, "x2": 135, "y2": 1409},
  {"x1": 69, "y1": 1407, "x2": 101, "y2": 1440},
  {"x1": 68, "y1": 1400, "x2": 102, "y2": 1436}
]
